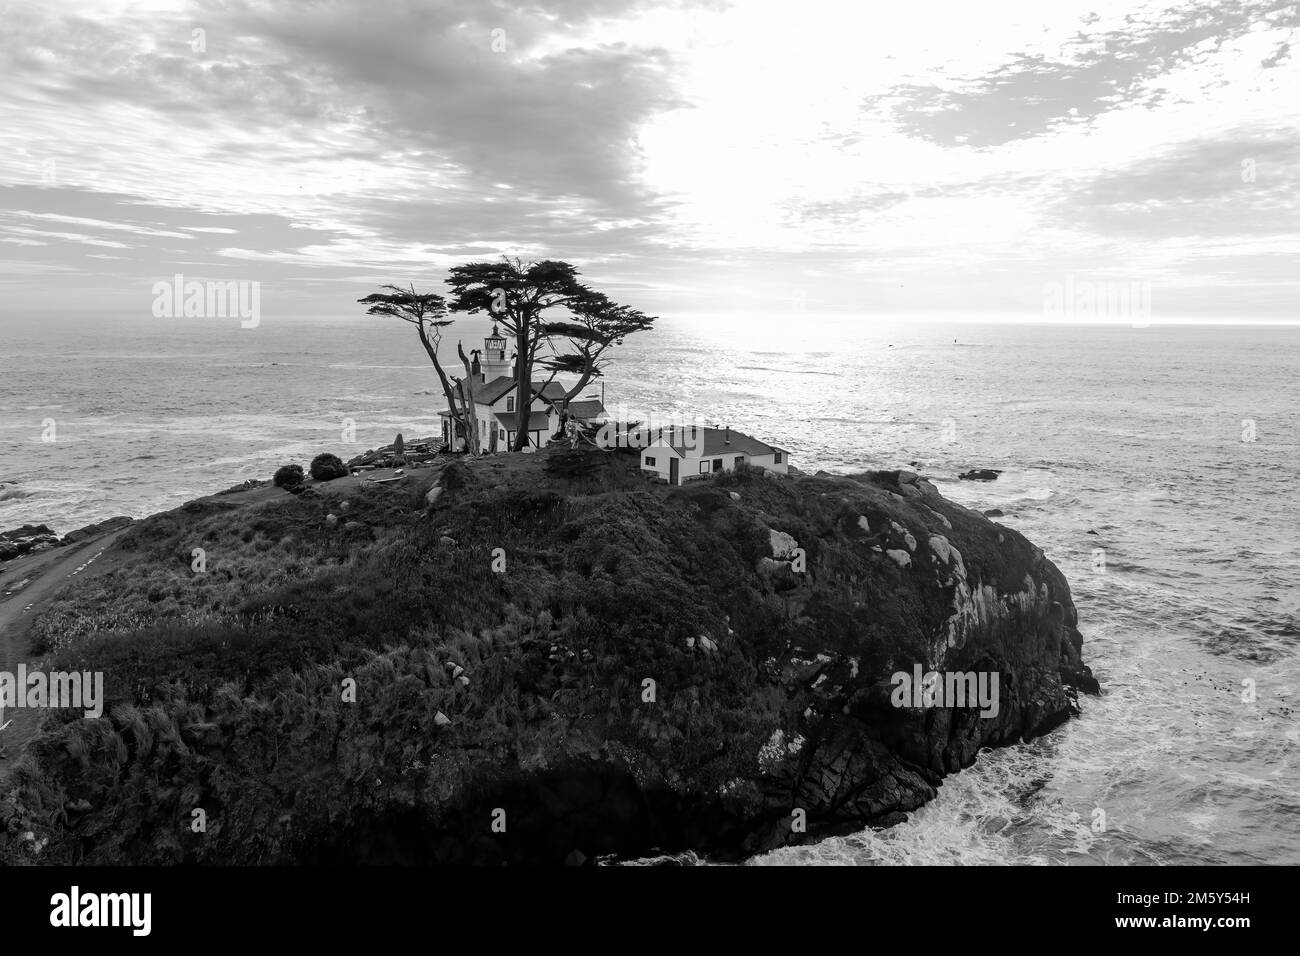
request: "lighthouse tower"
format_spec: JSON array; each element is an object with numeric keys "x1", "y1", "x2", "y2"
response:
[{"x1": 480, "y1": 324, "x2": 511, "y2": 382}]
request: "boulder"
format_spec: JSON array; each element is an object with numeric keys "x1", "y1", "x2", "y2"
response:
[
  {"x1": 890, "y1": 521, "x2": 917, "y2": 552},
  {"x1": 0, "y1": 524, "x2": 59, "y2": 561},
  {"x1": 768, "y1": 529, "x2": 799, "y2": 559},
  {"x1": 958, "y1": 469, "x2": 1001, "y2": 481}
]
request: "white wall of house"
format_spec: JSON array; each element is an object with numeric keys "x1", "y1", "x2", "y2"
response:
[
  {"x1": 640, "y1": 444, "x2": 680, "y2": 482},
  {"x1": 640, "y1": 444, "x2": 791, "y2": 484},
  {"x1": 681, "y1": 450, "x2": 748, "y2": 481},
  {"x1": 745, "y1": 451, "x2": 790, "y2": 475},
  {"x1": 469, "y1": 398, "x2": 562, "y2": 453}
]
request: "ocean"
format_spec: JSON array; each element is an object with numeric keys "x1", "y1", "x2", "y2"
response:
[{"x1": 2, "y1": 311, "x2": 1298, "y2": 865}]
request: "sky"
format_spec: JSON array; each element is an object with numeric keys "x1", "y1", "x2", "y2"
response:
[{"x1": 0, "y1": 0, "x2": 1297, "y2": 324}]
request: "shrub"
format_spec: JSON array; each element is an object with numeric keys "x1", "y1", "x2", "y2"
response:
[
  {"x1": 439, "y1": 460, "x2": 472, "y2": 490},
  {"x1": 310, "y1": 453, "x2": 349, "y2": 481},
  {"x1": 273, "y1": 464, "x2": 305, "y2": 489}
]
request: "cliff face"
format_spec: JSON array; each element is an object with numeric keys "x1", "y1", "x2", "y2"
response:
[
  {"x1": 0, "y1": 452, "x2": 1095, "y2": 865},
  {"x1": 621, "y1": 465, "x2": 1098, "y2": 857}
]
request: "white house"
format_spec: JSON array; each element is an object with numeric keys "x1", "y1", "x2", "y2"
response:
[
  {"x1": 438, "y1": 325, "x2": 606, "y2": 453},
  {"x1": 637, "y1": 426, "x2": 790, "y2": 485}
]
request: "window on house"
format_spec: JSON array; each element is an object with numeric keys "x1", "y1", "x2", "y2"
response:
[
  {"x1": 500, "y1": 428, "x2": 506, "y2": 441},
  {"x1": 735, "y1": 455, "x2": 745, "y2": 466},
  {"x1": 506, "y1": 397, "x2": 515, "y2": 412},
  {"x1": 645, "y1": 457, "x2": 656, "y2": 467},
  {"x1": 774, "y1": 452, "x2": 783, "y2": 464},
  {"x1": 700, "y1": 461, "x2": 710, "y2": 474},
  {"x1": 712, "y1": 458, "x2": 723, "y2": 472}
]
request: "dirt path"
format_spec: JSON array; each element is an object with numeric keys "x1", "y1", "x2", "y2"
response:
[{"x1": 0, "y1": 529, "x2": 129, "y2": 772}]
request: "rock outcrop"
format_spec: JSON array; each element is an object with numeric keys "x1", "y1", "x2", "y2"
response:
[
  {"x1": 347, "y1": 435, "x2": 441, "y2": 470},
  {"x1": 0, "y1": 524, "x2": 59, "y2": 561},
  {"x1": 58, "y1": 516, "x2": 134, "y2": 546},
  {"x1": 0, "y1": 454, "x2": 1096, "y2": 865}
]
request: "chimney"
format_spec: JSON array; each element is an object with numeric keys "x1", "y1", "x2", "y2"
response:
[{"x1": 724, "y1": 426, "x2": 730, "y2": 444}]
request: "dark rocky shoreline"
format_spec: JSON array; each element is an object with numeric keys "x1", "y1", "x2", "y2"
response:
[{"x1": 0, "y1": 517, "x2": 134, "y2": 565}]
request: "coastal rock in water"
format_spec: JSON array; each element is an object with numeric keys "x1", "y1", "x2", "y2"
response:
[
  {"x1": 958, "y1": 469, "x2": 1001, "y2": 481},
  {"x1": 0, "y1": 524, "x2": 59, "y2": 561}
]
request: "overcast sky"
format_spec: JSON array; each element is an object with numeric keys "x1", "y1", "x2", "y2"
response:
[{"x1": 1, "y1": 0, "x2": 1297, "y2": 323}]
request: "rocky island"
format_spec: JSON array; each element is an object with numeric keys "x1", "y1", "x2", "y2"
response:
[{"x1": 0, "y1": 445, "x2": 1096, "y2": 864}]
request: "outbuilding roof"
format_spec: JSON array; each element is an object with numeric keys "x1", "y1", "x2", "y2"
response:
[
  {"x1": 494, "y1": 411, "x2": 550, "y2": 432},
  {"x1": 567, "y1": 399, "x2": 606, "y2": 420},
  {"x1": 649, "y1": 427, "x2": 784, "y2": 458}
]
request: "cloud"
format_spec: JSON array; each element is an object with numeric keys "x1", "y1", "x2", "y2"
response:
[
  {"x1": 1051, "y1": 133, "x2": 1300, "y2": 238},
  {"x1": 861, "y1": 0, "x2": 1299, "y2": 148},
  {"x1": 0, "y1": 0, "x2": 1297, "y2": 320}
]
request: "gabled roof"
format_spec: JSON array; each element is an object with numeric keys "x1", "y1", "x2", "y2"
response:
[
  {"x1": 495, "y1": 411, "x2": 550, "y2": 432},
  {"x1": 474, "y1": 376, "x2": 565, "y2": 407},
  {"x1": 649, "y1": 427, "x2": 783, "y2": 458},
  {"x1": 567, "y1": 399, "x2": 606, "y2": 420}
]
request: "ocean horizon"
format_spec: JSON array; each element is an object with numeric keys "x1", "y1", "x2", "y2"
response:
[{"x1": 4, "y1": 313, "x2": 1296, "y2": 865}]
